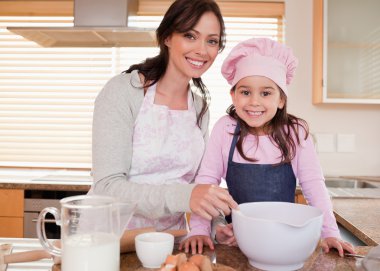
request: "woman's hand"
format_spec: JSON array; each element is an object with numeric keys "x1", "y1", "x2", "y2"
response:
[
  {"x1": 190, "y1": 184, "x2": 238, "y2": 220},
  {"x1": 179, "y1": 235, "x2": 214, "y2": 254},
  {"x1": 321, "y1": 237, "x2": 356, "y2": 257},
  {"x1": 215, "y1": 223, "x2": 237, "y2": 246}
]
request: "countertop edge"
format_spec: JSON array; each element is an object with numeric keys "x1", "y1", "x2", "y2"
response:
[
  {"x1": 0, "y1": 182, "x2": 91, "y2": 191},
  {"x1": 334, "y1": 211, "x2": 378, "y2": 246}
]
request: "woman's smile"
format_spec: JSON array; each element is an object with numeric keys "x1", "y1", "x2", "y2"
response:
[{"x1": 186, "y1": 57, "x2": 207, "y2": 69}]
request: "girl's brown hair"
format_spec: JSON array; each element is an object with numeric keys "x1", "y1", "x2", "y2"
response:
[
  {"x1": 125, "y1": 0, "x2": 226, "y2": 127},
  {"x1": 227, "y1": 88, "x2": 309, "y2": 164}
]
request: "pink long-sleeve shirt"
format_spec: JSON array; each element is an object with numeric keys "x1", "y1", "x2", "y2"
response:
[{"x1": 188, "y1": 115, "x2": 340, "y2": 239}]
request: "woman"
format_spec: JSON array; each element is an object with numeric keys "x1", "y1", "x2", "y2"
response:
[{"x1": 89, "y1": 0, "x2": 237, "y2": 232}]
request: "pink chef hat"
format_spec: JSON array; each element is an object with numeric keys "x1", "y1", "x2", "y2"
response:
[{"x1": 221, "y1": 38, "x2": 298, "y2": 95}]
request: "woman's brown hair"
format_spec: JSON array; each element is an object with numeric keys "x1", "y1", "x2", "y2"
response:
[
  {"x1": 125, "y1": 0, "x2": 226, "y2": 127},
  {"x1": 227, "y1": 88, "x2": 309, "y2": 164}
]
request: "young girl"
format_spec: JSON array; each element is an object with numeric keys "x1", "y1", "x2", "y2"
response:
[{"x1": 180, "y1": 38, "x2": 355, "y2": 257}]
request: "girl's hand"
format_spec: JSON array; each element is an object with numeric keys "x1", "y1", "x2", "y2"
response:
[
  {"x1": 215, "y1": 223, "x2": 237, "y2": 246},
  {"x1": 321, "y1": 237, "x2": 356, "y2": 257},
  {"x1": 179, "y1": 235, "x2": 214, "y2": 254}
]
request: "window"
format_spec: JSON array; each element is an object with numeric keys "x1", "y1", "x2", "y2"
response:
[
  {"x1": 0, "y1": 11, "x2": 283, "y2": 169},
  {"x1": 312, "y1": 0, "x2": 380, "y2": 104}
]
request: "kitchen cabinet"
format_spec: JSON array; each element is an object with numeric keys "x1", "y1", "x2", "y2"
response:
[
  {"x1": 0, "y1": 189, "x2": 24, "y2": 237},
  {"x1": 312, "y1": 0, "x2": 380, "y2": 104},
  {"x1": 0, "y1": 169, "x2": 91, "y2": 238}
]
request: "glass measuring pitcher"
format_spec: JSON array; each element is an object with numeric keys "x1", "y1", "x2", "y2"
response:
[{"x1": 36, "y1": 195, "x2": 135, "y2": 271}]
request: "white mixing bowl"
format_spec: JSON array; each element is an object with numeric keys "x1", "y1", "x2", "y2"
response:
[{"x1": 232, "y1": 202, "x2": 323, "y2": 271}]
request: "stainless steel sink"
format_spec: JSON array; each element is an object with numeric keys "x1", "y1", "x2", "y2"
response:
[{"x1": 325, "y1": 179, "x2": 379, "y2": 188}]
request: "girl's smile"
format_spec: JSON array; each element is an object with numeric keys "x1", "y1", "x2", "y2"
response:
[
  {"x1": 246, "y1": 110, "x2": 263, "y2": 116},
  {"x1": 230, "y1": 75, "x2": 285, "y2": 135}
]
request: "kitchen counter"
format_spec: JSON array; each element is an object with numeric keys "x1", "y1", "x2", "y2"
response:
[
  {"x1": 340, "y1": 176, "x2": 380, "y2": 183},
  {"x1": 332, "y1": 198, "x2": 380, "y2": 246},
  {"x1": 0, "y1": 168, "x2": 91, "y2": 191},
  {"x1": 328, "y1": 188, "x2": 380, "y2": 198},
  {"x1": 115, "y1": 245, "x2": 372, "y2": 271},
  {"x1": 1, "y1": 169, "x2": 379, "y2": 246},
  {"x1": 1, "y1": 238, "x2": 372, "y2": 271}
]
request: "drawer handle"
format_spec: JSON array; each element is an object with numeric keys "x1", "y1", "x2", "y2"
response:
[{"x1": 32, "y1": 219, "x2": 56, "y2": 223}]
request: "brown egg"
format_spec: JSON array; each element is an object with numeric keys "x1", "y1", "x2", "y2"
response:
[
  {"x1": 178, "y1": 261, "x2": 200, "y2": 271},
  {"x1": 188, "y1": 254, "x2": 205, "y2": 268},
  {"x1": 165, "y1": 254, "x2": 178, "y2": 266},
  {"x1": 160, "y1": 263, "x2": 176, "y2": 271},
  {"x1": 199, "y1": 256, "x2": 213, "y2": 271},
  {"x1": 176, "y1": 253, "x2": 188, "y2": 267}
]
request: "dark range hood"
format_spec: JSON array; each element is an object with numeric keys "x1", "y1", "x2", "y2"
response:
[{"x1": 7, "y1": 0, "x2": 157, "y2": 47}]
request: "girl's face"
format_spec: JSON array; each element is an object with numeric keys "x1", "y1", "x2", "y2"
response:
[
  {"x1": 165, "y1": 11, "x2": 221, "y2": 80},
  {"x1": 230, "y1": 75, "x2": 285, "y2": 135}
]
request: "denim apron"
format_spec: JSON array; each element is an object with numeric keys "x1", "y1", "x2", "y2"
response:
[{"x1": 225, "y1": 124, "x2": 296, "y2": 222}]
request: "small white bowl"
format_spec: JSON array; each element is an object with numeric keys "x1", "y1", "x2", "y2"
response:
[
  {"x1": 232, "y1": 202, "x2": 323, "y2": 271},
  {"x1": 135, "y1": 232, "x2": 174, "y2": 268}
]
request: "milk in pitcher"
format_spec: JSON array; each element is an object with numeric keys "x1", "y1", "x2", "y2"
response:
[{"x1": 62, "y1": 232, "x2": 119, "y2": 271}]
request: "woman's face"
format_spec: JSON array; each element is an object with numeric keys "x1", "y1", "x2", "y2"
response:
[
  {"x1": 165, "y1": 11, "x2": 221, "y2": 80},
  {"x1": 230, "y1": 75, "x2": 285, "y2": 135}
]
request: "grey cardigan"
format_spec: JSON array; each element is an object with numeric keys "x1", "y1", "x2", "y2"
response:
[{"x1": 90, "y1": 70, "x2": 209, "y2": 219}]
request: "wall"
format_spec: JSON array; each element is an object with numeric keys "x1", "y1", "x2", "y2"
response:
[{"x1": 285, "y1": 0, "x2": 380, "y2": 176}]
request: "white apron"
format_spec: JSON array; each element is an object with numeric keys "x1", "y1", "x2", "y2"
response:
[{"x1": 127, "y1": 83, "x2": 204, "y2": 232}]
